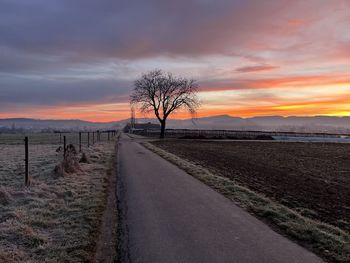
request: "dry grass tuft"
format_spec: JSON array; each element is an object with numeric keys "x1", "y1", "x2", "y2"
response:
[
  {"x1": 143, "y1": 142, "x2": 350, "y2": 263},
  {"x1": 54, "y1": 144, "x2": 81, "y2": 176},
  {"x1": 0, "y1": 187, "x2": 13, "y2": 206},
  {"x1": 79, "y1": 152, "x2": 89, "y2": 163},
  {"x1": 53, "y1": 163, "x2": 66, "y2": 177}
]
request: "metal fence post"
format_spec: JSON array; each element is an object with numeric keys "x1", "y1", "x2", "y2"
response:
[
  {"x1": 24, "y1": 136, "x2": 29, "y2": 186},
  {"x1": 79, "y1": 132, "x2": 82, "y2": 152},
  {"x1": 63, "y1": 135, "x2": 66, "y2": 159}
]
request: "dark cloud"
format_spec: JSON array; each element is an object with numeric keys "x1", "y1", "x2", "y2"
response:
[
  {"x1": 0, "y1": 0, "x2": 297, "y2": 61},
  {"x1": 0, "y1": 73, "x2": 132, "y2": 109},
  {"x1": 1, "y1": 0, "x2": 349, "y2": 63}
]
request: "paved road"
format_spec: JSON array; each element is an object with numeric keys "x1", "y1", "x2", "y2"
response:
[{"x1": 117, "y1": 134, "x2": 324, "y2": 263}]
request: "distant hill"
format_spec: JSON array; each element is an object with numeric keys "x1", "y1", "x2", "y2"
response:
[
  {"x1": 1, "y1": 115, "x2": 350, "y2": 134},
  {"x1": 0, "y1": 118, "x2": 122, "y2": 132}
]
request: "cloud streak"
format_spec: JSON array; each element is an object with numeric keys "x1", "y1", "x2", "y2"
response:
[{"x1": 235, "y1": 65, "x2": 279, "y2": 73}]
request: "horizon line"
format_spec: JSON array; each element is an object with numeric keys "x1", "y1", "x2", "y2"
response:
[{"x1": 1, "y1": 114, "x2": 350, "y2": 123}]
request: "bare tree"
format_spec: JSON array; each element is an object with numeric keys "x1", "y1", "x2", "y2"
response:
[{"x1": 130, "y1": 70, "x2": 200, "y2": 138}]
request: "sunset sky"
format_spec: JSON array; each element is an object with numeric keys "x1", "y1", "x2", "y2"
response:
[{"x1": 0, "y1": 0, "x2": 349, "y2": 122}]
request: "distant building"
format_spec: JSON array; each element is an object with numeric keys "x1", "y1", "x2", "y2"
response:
[{"x1": 123, "y1": 122, "x2": 160, "y2": 133}]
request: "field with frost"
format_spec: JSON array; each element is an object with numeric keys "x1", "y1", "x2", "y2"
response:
[{"x1": 0, "y1": 133, "x2": 116, "y2": 262}]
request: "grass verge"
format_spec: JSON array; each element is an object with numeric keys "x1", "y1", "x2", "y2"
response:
[
  {"x1": 94, "y1": 137, "x2": 119, "y2": 262},
  {"x1": 143, "y1": 142, "x2": 350, "y2": 263}
]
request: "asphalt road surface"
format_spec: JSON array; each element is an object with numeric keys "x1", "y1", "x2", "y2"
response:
[{"x1": 117, "y1": 134, "x2": 324, "y2": 263}]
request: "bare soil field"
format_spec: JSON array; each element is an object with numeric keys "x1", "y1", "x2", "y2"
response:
[
  {"x1": 152, "y1": 140, "x2": 350, "y2": 233},
  {"x1": 0, "y1": 134, "x2": 116, "y2": 262}
]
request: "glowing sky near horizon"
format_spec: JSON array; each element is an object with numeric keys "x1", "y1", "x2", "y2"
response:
[{"x1": 0, "y1": 0, "x2": 349, "y2": 121}]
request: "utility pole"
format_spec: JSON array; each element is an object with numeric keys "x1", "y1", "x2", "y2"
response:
[{"x1": 131, "y1": 106, "x2": 136, "y2": 132}]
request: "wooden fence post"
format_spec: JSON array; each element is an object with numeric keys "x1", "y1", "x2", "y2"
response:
[
  {"x1": 88, "y1": 132, "x2": 90, "y2": 147},
  {"x1": 59, "y1": 132, "x2": 62, "y2": 143},
  {"x1": 108, "y1": 131, "x2": 110, "y2": 141},
  {"x1": 63, "y1": 135, "x2": 66, "y2": 159},
  {"x1": 93, "y1": 132, "x2": 95, "y2": 144},
  {"x1": 24, "y1": 136, "x2": 29, "y2": 186},
  {"x1": 79, "y1": 132, "x2": 82, "y2": 152}
]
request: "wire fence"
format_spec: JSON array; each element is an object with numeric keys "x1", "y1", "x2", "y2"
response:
[
  {"x1": 0, "y1": 130, "x2": 117, "y2": 187},
  {"x1": 0, "y1": 131, "x2": 116, "y2": 145},
  {"x1": 132, "y1": 128, "x2": 349, "y2": 139}
]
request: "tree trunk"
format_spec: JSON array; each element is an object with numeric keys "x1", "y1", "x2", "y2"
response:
[{"x1": 160, "y1": 120, "x2": 166, "y2": 138}]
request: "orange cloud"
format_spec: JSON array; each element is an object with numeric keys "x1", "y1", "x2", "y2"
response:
[
  {"x1": 0, "y1": 103, "x2": 132, "y2": 122},
  {"x1": 195, "y1": 94, "x2": 350, "y2": 118},
  {"x1": 163, "y1": 94, "x2": 349, "y2": 120},
  {"x1": 287, "y1": 19, "x2": 306, "y2": 27},
  {"x1": 200, "y1": 73, "x2": 350, "y2": 92}
]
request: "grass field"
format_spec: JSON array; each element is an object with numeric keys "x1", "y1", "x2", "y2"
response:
[
  {"x1": 149, "y1": 140, "x2": 350, "y2": 262},
  {"x1": 0, "y1": 133, "x2": 116, "y2": 262}
]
